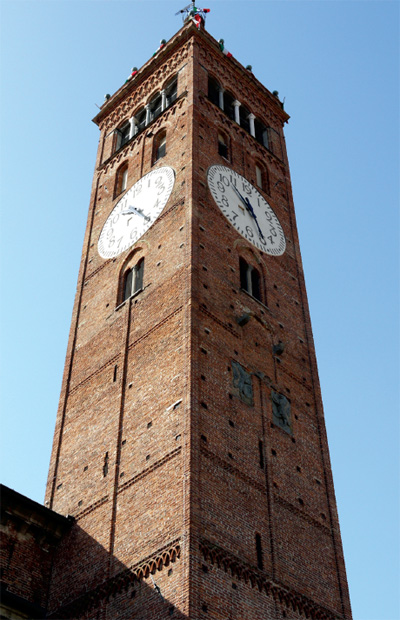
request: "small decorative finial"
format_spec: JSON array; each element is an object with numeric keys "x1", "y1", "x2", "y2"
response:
[
  {"x1": 175, "y1": 2, "x2": 210, "y2": 28},
  {"x1": 152, "y1": 39, "x2": 167, "y2": 57},
  {"x1": 125, "y1": 67, "x2": 138, "y2": 84},
  {"x1": 218, "y1": 39, "x2": 233, "y2": 58}
]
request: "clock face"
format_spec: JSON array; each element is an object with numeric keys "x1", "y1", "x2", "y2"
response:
[
  {"x1": 207, "y1": 165, "x2": 286, "y2": 256},
  {"x1": 98, "y1": 166, "x2": 175, "y2": 259}
]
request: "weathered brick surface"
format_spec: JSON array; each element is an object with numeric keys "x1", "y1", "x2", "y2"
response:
[{"x1": 44, "y1": 21, "x2": 351, "y2": 620}]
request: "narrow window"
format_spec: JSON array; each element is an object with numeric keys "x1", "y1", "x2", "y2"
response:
[
  {"x1": 224, "y1": 91, "x2": 235, "y2": 121},
  {"x1": 123, "y1": 268, "x2": 133, "y2": 302},
  {"x1": 208, "y1": 76, "x2": 220, "y2": 107},
  {"x1": 218, "y1": 133, "x2": 228, "y2": 159},
  {"x1": 135, "y1": 258, "x2": 144, "y2": 291},
  {"x1": 256, "y1": 165, "x2": 263, "y2": 189},
  {"x1": 154, "y1": 130, "x2": 167, "y2": 163},
  {"x1": 239, "y1": 257, "x2": 248, "y2": 290},
  {"x1": 251, "y1": 268, "x2": 261, "y2": 300},
  {"x1": 259, "y1": 440, "x2": 264, "y2": 469},
  {"x1": 165, "y1": 77, "x2": 178, "y2": 107},
  {"x1": 115, "y1": 121, "x2": 130, "y2": 151},
  {"x1": 255, "y1": 533, "x2": 263, "y2": 570},
  {"x1": 149, "y1": 93, "x2": 163, "y2": 121},
  {"x1": 103, "y1": 452, "x2": 109, "y2": 478},
  {"x1": 122, "y1": 258, "x2": 144, "y2": 302},
  {"x1": 115, "y1": 163, "x2": 128, "y2": 197},
  {"x1": 135, "y1": 108, "x2": 147, "y2": 133},
  {"x1": 239, "y1": 257, "x2": 261, "y2": 302},
  {"x1": 239, "y1": 105, "x2": 251, "y2": 133},
  {"x1": 255, "y1": 119, "x2": 269, "y2": 149}
]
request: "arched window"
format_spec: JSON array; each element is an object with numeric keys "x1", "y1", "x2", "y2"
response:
[
  {"x1": 115, "y1": 120, "x2": 130, "y2": 151},
  {"x1": 115, "y1": 163, "x2": 128, "y2": 197},
  {"x1": 153, "y1": 130, "x2": 167, "y2": 163},
  {"x1": 239, "y1": 257, "x2": 261, "y2": 301},
  {"x1": 122, "y1": 258, "x2": 144, "y2": 303},
  {"x1": 218, "y1": 132, "x2": 229, "y2": 160},
  {"x1": 208, "y1": 75, "x2": 220, "y2": 107}
]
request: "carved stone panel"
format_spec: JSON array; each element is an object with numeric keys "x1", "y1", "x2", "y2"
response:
[
  {"x1": 232, "y1": 361, "x2": 253, "y2": 406},
  {"x1": 271, "y1": 391, "x2": 292, "y2": 434}
]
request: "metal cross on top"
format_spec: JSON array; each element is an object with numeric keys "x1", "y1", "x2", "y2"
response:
[{"x1": 175, "y1": 1, "x2": 210, "y2": 29}]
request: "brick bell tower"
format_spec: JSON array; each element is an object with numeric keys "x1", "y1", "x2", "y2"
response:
[{"x1": 45, "y1": 15, "x2": 352, "y2": 620}]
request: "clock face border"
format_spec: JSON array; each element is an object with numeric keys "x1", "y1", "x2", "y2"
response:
[
  {"x1": 98, "y1": 166, "x2": 176, "y2": 259},
  {"x1": 207, "y1": 164, "x2": 286, "y2": 256}
]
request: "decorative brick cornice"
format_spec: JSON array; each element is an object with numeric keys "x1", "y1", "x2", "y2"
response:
[
  {"x1": 200, "y1": 539, "x2": 340, "y2": 620},
  {"x1": 197, "y1": 41, "x2": 289, "y2": 128},
  {"x1": 199, "y1": 94, "x2": 286, "y2": 173},
  {"x1": 97, "y1": 39, "x2": 190, "y2": 131},
  {"x1": 48, "y1": 539, "x2": 181, "y2": 619},
  {"x1": 100, "y1": 93, "x2": 188, "y2": 173}
]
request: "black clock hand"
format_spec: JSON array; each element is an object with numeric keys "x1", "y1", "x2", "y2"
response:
[
  {"x1": 231, "y1": 183, "x2": 248, "y2": 208},
  {"x1": 244, "y1": 197, "x2": 266, "y2": 241},
  {"x1": 122, "y1": 205, "x2": 150, "y2": 221},
  {"x1": 231, "y1": 183, "x2": 265, "y2": 242}
]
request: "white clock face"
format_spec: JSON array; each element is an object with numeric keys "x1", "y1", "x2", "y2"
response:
[
  {"x1": 207, "y1": 165, "x2": 286, "y2": 256},
  {"x1": 98, "y1": 166, "x2": 175, "y2": 259}
]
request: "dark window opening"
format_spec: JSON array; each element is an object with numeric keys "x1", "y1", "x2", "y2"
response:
[
  {"x1": 103, "y1": 452, "x2": 109, "y2": 478},
  {"x1": 251, "y1": 268, "x2": 261, "y2": 300},
  {"x1": 149, "y1": 93, "x2": 162, "y2": 121},
  {"x1": 122, "y1": 258, "x2": 144, "y2": 303},
  {"x1": 218, "y1": 133, "x2": 228, "y2": 159},
  {"x1": 255, "y1": 119, "x2": 269, "y2": 149},
  {"x1": 255, "y1": 533, "x2": 263, "y2": 570},
  {"x1": 136, "y1": 108, "x2": 147, "y2": 132},
  {"x1": 239, "y1": 105, "x2": 251, "y2": 133},
  {"x1": 154, "y1": 130, "x2": 167, "y2": 162},
  {"x1": 259, "y1": 440, "x2": 264, "y2": 469},
  {"x1": 116, "y1": 122, "x2": 130, "y2": 151},
  {"x1": 115, "y1": 163, "x2": 128, "y2": 197},
  {"x1": 239, "y1": 257, "x2": 261, "y2": 302},
  {"x1": 208, "y1": 76, "x2": 220, "y2": 107},
  {"x1": 165, "y1": 77, "x2": 178, "y2": 107},
  {"x1": 224, "y1": 91, "x2": 235, "y2": 121}
]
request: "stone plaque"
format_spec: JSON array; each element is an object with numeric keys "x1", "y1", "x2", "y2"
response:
[
  {"x1": 271, "y1": 391, "x2": 292, "y2": 434},
  {"x1": 232, "y1": 361, "x2": 253, "y2": 406}
]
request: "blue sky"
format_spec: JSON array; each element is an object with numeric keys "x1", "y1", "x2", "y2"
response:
[{"x1": 0, "y1": 1, "x2": 399, "y2": 618}]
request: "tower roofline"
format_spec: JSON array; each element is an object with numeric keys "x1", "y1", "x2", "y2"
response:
[{"x1": 93, "y1": 20, "x2": 289, "y2": 126}]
